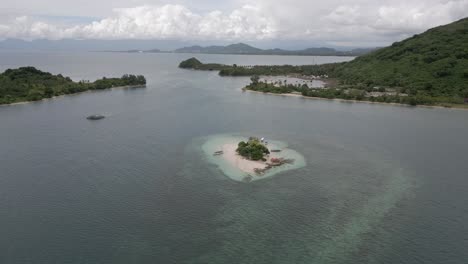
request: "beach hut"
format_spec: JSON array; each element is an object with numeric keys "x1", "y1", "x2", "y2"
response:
[{"x1": 464, "y1": 98, "x2": 468, "y2": 104}]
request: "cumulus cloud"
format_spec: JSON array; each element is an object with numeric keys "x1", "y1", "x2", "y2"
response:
[
  {"x1": 0, "y1": 0, "x2": 467, "y2": 46},
  {"x1": 373, "y1": 0, "x2": 468, "y2": 32},
  {"x1": 249, "y1": 0, "x2": 468, "y2": 45},
  {"x1": 326, "y1": 5, "x2": 362, "y2": 26},
  {"x1": 0, "y1": 4, "x2": 277, "y2": 41},
  {"x1": 0, "y1": 16, "x2": 62, "y2": 40}
]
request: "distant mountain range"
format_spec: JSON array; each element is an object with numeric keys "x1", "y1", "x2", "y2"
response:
[
  {"x1": 171, "y1": 43, "x2": 376, "y2": 56},
  {"x1": 0, "y1": 39, "x2": 377, "y2": 56},
  {"x1": 129, "y1": 43, "x2": 377, "y2": 56}
]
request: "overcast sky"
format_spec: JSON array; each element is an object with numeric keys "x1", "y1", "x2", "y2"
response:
[{"x1": 0, "y1": 0, "x2": 467, "y2": 47}]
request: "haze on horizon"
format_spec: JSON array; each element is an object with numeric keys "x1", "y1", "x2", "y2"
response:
[{"x1": 1, "y1": 0, "x2": 467, "y2": 48}]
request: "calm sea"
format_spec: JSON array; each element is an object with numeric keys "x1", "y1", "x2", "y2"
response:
[{"x1": 0, "y1": 51, "x2": 467, "y2": 264}]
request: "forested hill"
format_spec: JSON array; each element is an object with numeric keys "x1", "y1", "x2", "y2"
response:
[
  {"x1": 334, "y1": 17, "x2": 468, "y2": 97},
  {"x1": 173, "y1": 43, "x2": 375, "y2": 56},
  {"x1": 180, "y1": 18, "x2": 468, "y2": 103},
  {"x1": 0, "y1": 67, "x2": 146, "y2": 105}
]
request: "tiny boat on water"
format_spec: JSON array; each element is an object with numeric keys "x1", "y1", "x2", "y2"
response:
[
  {"x1": 86, "y1": 114, "x2": 105, "y2": 120},
  {"x1": 213, "y1": 150, "x2": 224, "y2": 156}
]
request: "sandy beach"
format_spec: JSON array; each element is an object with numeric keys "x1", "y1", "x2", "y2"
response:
[
  {"x1": 201, "y1": 134, "x2": 306, "y2": 182},
  {"x1": 221, "y1": 143, "x2": 271, "y2": 175}
]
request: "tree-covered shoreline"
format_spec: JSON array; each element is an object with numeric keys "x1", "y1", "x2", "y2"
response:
[
  {"x1": 179, "y1": 18, "x2": 468, "y2": 107},
  {"x1": 244, "y1": 78, "x2": 464, "y2": 107},
  {"x1": 178, "y1": 57, "x2": 336, "y2": 77},
  {"x1": 180, "y1": 55, "x2": 467, "y2": 106},
  {"x1": 0, "y1": 67, "x2": 146, "y2": 105}
]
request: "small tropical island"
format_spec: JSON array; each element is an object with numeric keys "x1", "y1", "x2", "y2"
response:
[
  {"x1": 236, "y1": 138, "x2": 271, "y2": 161},
  {"x1": 179, "y1": 17, "x2": 468, "y2": 108},
  {"x1": 0, "y1": 66, "x2": 146, "y2": 105},
  {"x1": 202, "y1": 134, "x2": 306, "y2": 182}
]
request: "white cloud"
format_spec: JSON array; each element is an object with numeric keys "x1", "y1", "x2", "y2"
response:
[
  {"x1": 272, "y1": 0, "x2": 468, "y2": 45},
  {"x1": 373, "y1": 0, "x2": 468, "y2": 32},
  {"x1": 325, "y1": 5, "x2": 362, "y2": 26},
  {"x1": 0, "y1": 4, "x2": 277, "y2": 41},
  {"x1": 0, "y1": 0, "x2": 467, "y2": 46},
  {"x1": 0, "y1": 16, "x2": 62, "y2": 40}
]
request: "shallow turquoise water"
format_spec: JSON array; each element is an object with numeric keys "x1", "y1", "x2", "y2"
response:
[{"x1": 200, "y1": 134, "x2": 306, "y2": 181}]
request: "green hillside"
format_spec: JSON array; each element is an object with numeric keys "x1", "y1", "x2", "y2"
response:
[
  {"x1": 179, "y1": 18, "x2": 468, "y2": 106},
  {"x1": 0, "y1": 67, "x2": 146, "y2": 105},
  {"x1": 335, "y1": 17, "x2": 468, "y2": 97}
]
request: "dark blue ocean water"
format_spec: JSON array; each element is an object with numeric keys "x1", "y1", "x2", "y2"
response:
[{"x1": 0, "y1": 51, "x2": 467, "y2": 264}]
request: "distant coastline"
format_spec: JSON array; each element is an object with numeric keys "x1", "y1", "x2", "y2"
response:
[{"x1": 106, "y1": 43, "x2": 374, "y2": 57}]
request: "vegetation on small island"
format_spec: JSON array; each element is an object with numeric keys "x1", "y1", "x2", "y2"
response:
[
  {"x1": 179, "y1": 57, "x2": 334, "y2": 76},
  {"x1": 179, "y1": 17, "x2": 468, "y2": 107},
  {"x1": 236, "y1": 138, "x2": 270, "y2": 161},
  {"x1": 179, "y1": 57, "x2": 230, "y2": 71},
  {"x1": 0, "y1": 67, "x2": 146, "y2": 105}
]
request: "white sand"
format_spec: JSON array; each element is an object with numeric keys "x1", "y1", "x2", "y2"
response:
[
  {"x1": 221, "y1": 143, "x2": 268, "y2": 175},
  {"x1": 201, "y1": 134, "x2": 306, "y2": 182}
]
